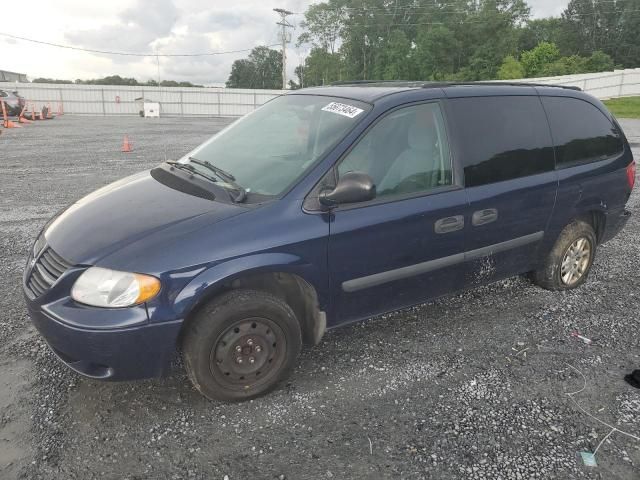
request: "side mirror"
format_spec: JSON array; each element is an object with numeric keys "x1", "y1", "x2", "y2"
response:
[{"x1": 319, "y1": 171, "x2": 376, "y2": 207}]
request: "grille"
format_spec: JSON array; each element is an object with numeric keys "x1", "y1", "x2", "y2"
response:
[{"x1": 26, "y1": 247, "x2": 72, "y2": 298}]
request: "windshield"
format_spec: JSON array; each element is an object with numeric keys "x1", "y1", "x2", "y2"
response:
[{"x1": 181, "y1": 95, "x2": 371, "y2": 197}]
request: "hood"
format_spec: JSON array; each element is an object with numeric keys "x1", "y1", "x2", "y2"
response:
[{"x1": 45, "y1": 171, "x2": 247, "y2": 265}]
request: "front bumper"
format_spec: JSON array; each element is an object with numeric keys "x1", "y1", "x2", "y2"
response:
[{"x1": 26, "y1": 301, "x2": 183, "y2": 381}]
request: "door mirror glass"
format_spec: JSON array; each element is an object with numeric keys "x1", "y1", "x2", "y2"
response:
[{"x1": 319, "y1": 171, "x2": 376, "y2": 207}]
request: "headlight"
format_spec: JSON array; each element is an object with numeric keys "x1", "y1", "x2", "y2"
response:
[{"x1": 71, "y1": 267, "x2": 161, "y2": 308}]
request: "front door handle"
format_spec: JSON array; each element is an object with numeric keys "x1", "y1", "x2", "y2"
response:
[
  {"x1": 435, "y1": 215, "x2": 464, "y2": 234},
  {"x1": 472, "y1": 208, "x2": 498, "y2": 226}
]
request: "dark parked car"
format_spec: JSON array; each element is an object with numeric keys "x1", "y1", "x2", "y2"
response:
[
  {"x1": 0, "y1": 89, "x2": 25, "y2": 116},
  {"x1": 23, "y1": 82, "x2": 634, "y2": 401}
]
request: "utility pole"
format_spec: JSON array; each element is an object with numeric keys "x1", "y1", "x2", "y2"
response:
[{"x1": 274, "y1": 8, "x2": 294, "y2": 90}]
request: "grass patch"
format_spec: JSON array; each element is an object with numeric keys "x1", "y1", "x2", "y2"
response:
[{"x1": 603, "y1": 96, "x2": 640, "y2": 119}]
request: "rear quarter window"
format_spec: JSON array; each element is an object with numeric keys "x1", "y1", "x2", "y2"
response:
[
  {"x1": 449, "y1": 96, "x2": 555, "y2": 188},
  {"x1": 541, "y1": 96, "x2": 624, "y2": 167}
]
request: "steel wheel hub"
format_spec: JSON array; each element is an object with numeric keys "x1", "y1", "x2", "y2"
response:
[
  {"x1": 560, "y1": 237, "x2": 591, "y2": 286},
  {"x1": 210, "y1": 317, "x2": 284, "y2": 387}
]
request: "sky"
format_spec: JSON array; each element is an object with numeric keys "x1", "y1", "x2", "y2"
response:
[{"x1": 1, "y1": 0, "x2": 569, "y2": 87}]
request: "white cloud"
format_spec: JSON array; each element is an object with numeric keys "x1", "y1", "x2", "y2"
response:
[{"x1": 2, "y1": 0, "x2": 568, "y2": 85}]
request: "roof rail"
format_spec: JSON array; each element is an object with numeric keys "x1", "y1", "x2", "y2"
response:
[
  {"x1": 329, "y1": 80, "x2": 421, "y2": 86},
  {"x1": 329, "y1": 80, "x2": 582, "y2": 91},
  {"x1": 435, "y1": 81, "x2": 582, "y2": 91}
]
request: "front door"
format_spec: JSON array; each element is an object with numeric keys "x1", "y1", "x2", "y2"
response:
[{"x1": 326, "y1": 102, "x2": 469, "y2": 325}]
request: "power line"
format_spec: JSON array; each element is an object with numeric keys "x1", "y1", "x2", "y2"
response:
[{"x1": 0, "y1": 31, "x2": 280, "y2": 57}]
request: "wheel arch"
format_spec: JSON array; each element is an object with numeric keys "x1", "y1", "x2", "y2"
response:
[
  {"x1": 175, "y1": 254, "x2": 327, "y2": 347},
  {"x1": 575, "y1": 209, "x2": 606, "y2": 244}
]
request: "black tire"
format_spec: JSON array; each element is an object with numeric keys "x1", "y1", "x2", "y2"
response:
[
  {"x1": 531, "y1": 220, "x2": 597, "y2": 291},
  {"x1": 182, "y1": 289, "x2": 302, "y2": 402}
]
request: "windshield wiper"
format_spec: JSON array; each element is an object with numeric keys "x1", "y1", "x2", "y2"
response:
[
  {"x1": 189, "y1": 156, "x2": 247, "y2": 203},
  {"x1": 166, "y1": 161, "x2": 218, "y2": 184}
]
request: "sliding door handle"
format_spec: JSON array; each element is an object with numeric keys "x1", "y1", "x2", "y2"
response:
[
  {"x1": 472, "y1": 208, "x2": 498, "y2": 226},
  {"x1": 435, "y1": 215, "x2": 464, "y2": 234}
]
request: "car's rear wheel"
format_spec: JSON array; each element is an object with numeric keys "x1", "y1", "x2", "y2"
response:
[
  {"x1": 531, "y1": 220, "x2": 596, "y2": 290},
  {"x1": 182, "y1": 289, "x2": 302, "y2": 402}
]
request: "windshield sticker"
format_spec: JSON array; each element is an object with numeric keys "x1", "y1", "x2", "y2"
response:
[{"x1": 321, "y1": 102, "x2": 364, "y2": 118}]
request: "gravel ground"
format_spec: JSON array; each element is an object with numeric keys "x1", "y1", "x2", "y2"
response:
[{"x1": 0, "y1": 116, "x2": 639, "y2": 480}]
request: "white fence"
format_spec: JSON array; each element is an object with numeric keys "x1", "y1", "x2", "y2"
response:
[
  {"x1": 506, "y1": 68, "x2": 640, "y2": 99},
  {"x1": 2, "y1": 67, "x2": 639, "y2": 117},
  {"x1": 0, "y1": 82, "x2": 284, "y2": 117}
]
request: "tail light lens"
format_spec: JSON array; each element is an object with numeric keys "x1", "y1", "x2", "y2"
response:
[{"x1": 627, "y1": 160, "x2": 636, "y2": 190}]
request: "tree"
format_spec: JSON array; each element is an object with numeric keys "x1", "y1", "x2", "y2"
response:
[
  {"x1": 299, "y1": 48, "x2": 344, "y2": 87},
  {"x1": 32, "y1": 78, "x2": 73, "y2": 84},
  {"x1": 294, "y1": 65, "x2": 305, "y2": 88},
  {"x1": 413, "y1": 26, "x2": 461, "y2": 80},
  {"x1": 518, "y1": 18, "x2": 564, "y2": 52},
  {"x1": 560, "y1": 0, "x2": 640, "y2": 67},
  {"x1": 297, "y1": 2, "x2": 346, "y2": 54},
  {"x1": 498, "y1": 56, "x2": 525, "y2": 79},
  {"x1": 291, "y1": 0, "x2": 631, "y2": 86},
  {"x1": 226, "y1": 59, "x2": 256, "y2": 89},
  {"x1": 540, "y1": 55, "x2": 587, "y2": 76},
  {"x1": 374, "y1": 30, "x2": 413, "y2": 80},
  {"x1": 520, "y1": 42, "x2": 560, "y2": 77},
  {"x1": 585, "y1": 50, "x2": 615, "y2": 73},
  {"x1": 226, "y1": 47, "x2": 282, "y2": 89}
]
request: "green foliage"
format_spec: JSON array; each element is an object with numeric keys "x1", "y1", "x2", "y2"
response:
[
  {"x1": 298, "y1": 48, "x2": 345, "y2": 86},
  {"x1": 294, "y1": 0, "x2": 636, "y2": 86},
  {"x1": 586, "y1": 51, "x2": 615, "y2": 73},
  {"x1": 374, "y1": 30, "x2": 413, "y2": 80},
  {"x1": 226, "y1": 47, "x2": 282, "y2": 89},
  {"x1": 561, "y1": 0, "x2": 640, "y2": 68},
  {"x1": 413, "y1": 26, "x2": 461, "y2": 80},
  {"x1": 520, "y1": 42, "x2": 560, "y2": 77},
  {"x1": 540, "y1": 55, "x2": 587, "y2": 76},
  {"x1": 504, "y1": 44, "x2": 615, "y2": 78},
  {"x1": 32, "y1": 78, "x2": 73, "y2": 84},
  {"x1": 297, "y1": 2, "x2": 346, "y2": 54},
  {"x1": 76, "y1": 75, "x2": 139, "y2": 86},
  {"x1": 517, "y1": 18, "x2": 564, "y2": 52},
  {"x1": 68, "y1": 75, "x2": 202, "y2": 87},
  {"x1": 498, "y1": 56, "x2": 525, "y2": 80}
]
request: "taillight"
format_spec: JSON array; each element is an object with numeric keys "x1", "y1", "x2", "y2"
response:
[{"x1": 626, "y1": 160, "x2": 636, "y2": 190}]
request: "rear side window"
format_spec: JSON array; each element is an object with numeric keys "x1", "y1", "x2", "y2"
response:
[
  {"x1": 541, "y1": 96, "x2": 623, "y2": 167},
  {"x1": 450, "y1": 96, "x2": 555, "y2": 187}
]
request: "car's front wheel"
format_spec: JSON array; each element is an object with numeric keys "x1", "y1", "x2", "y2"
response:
[
  {"x1": 531, "y1": 219, "x2": 597, "y2": 290},
  {"x1": 182, "y1": 289, "x2": 302, "y2": 402}
]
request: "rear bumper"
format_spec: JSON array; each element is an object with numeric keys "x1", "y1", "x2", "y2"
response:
[
  {"x1": 26, "y1": 301, "x2": 183, "y2": 381},
  {"x1": 602, "y1": 208, "x2": 632, "y2": 243}
]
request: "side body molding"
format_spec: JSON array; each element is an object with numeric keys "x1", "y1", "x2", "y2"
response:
[{"x1": 342, "y1": 231, "x2": 544, "y2": 293}]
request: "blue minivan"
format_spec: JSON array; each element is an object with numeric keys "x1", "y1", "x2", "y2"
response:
[{"x1": 24, "y1": 82, "x2": 634, "y2": 401}]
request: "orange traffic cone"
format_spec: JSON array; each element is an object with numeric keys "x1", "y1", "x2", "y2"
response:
[
  {"x1": 57, "y1": 103, "x2": 64, "y2": 116},
  {"x1": 18, "y1": 105, "x2": 32, "y2": 124},
  {"x1": 121, "y1": 135, "x2": 133, "y2": 152},
  {"x1": 47, "y1": 103, "x2": 53, "y2": 119}
]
